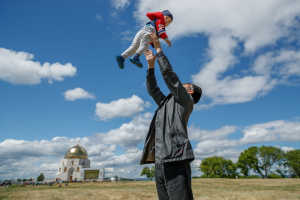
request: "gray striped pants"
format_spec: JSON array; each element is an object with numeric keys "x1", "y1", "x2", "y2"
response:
[{"x1": 121, "y1": 25, "x2": 156, "y2": 59}]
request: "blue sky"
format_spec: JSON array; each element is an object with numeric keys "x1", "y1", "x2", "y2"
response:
[{"x1": 1, "y1": 0, "x2": 300, "y2": 180}]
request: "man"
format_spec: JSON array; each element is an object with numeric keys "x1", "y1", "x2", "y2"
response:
[{"x1": 140, "y1": 33, "x2": 202, "y2": 200}]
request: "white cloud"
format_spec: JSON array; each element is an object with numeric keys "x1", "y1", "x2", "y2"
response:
[
  {"x1": 253, "y1": 49, "x2": 300, "y2": 82},
  {"x1": 194, "y1": 139, "x2": 240, "y2": 155},
  {"x1": 120, "y1": 30, "x2": 134, "y2": 41},
  {"x1": 191, "y1": 35, "x2": 279, "y2": 107},
  {"x1": 281, "y1": 146, "x2": 295, "y2": 152},
  {"x1": 111, "y1": 12, "x2": 118, "y2": 18},
  {"x1": 63, "y1": 88, "x2": 95, "y2": 101},
  {"x1": 134, "y1": 0, "x2": 300, "y2": 108},
  {"x1": 193, "y1": 119, "x2": 300, "y2": 159},
  {"x1": 96, "y1": 112, "x2": 152, "y2": 147},
  {"x1": 111, "y1": 0, "x2": 130, "y2": 10},
  {"x1": 0, "y1": 48, "x2": 77, "y2": 85},
  {"x1": 240, "y1": 120, "x2": 300, "y2": 143},
  {"x1": 95, "y1": 95, "x2": 151, "y2": 121},
  {"x1": 188, "y1": 125, "x2": 237, "y2": 141},
  {"x1": 96, "y1": 13, "x2": 102, "y2": 21}
]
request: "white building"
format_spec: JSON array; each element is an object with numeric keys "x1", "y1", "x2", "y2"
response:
[
  {"x1": 55, "y1": 143, "x2": 90, "y2": 181},
  {"x1": 55, "y1": 143, "x2": 105, "y2": 181}
]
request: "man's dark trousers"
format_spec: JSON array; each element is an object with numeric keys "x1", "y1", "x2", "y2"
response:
[{"x1": 155, "y1": 161, "x2": 194, "y2": 200}]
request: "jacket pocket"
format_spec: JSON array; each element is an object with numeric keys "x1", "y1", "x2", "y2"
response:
[
  {"x1": 170, "y1": 132, "x2": 184, "y2": 148},
  {"x1": 167, "y1": 126, "x2": 186, "y2": 158},
  {"x1": 170, "y1": 125, "x2": 186, "y2": 146}
]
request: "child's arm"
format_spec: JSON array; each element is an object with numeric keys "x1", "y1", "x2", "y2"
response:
[
  {"x1": 155, "y1": 20, "x2": 168, "y2": 40},
  {"x1": 165, "y1": 40, "x2": 171, "y2": 47},
  {"x1": 155, "y1": 20, "x2": 171, "y2": 47}
]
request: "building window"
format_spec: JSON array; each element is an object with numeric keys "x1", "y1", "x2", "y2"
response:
[
  {"x1": 71, "y1": 161, "x2": 74, "y2": 165},
  {"x1": 64, "y1": 167, "x2": 67, "y2": 172},
  {"x1": 100, "y1": 171, "x2": 102, "y2": 177},
  {"x1": 77, "y1": 167, "x2": 80, "y2": 172},
  {"x1": 59, "y1": 167, "x2": 61, "y2": 172},
  {"x1": 83, "y1": 162, "x2": 84, "y2": 165},
  {"x1": 62, "y1": 162, "x2": 64, "y2": 166},
  {"x1": 81, "y1": 172, "x2": 83, "y2": 177}
]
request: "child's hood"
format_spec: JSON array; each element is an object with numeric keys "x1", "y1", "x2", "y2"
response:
[{"x1": 146, "y1": 12, "x2": 165, "y2": 24}]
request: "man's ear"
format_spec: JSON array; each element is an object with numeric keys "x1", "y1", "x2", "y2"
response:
[{"x1": 188, "y1": 90, "x2": 194, "y2": 95}]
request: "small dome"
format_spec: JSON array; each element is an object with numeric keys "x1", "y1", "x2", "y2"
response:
[{"x1": 65, "y1": 144, "x2": 88, "y2": 159}]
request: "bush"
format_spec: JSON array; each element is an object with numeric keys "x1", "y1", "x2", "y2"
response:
[
  {"x1": 238, "y1": 175, "x2": 261, "y2": 179},
  {"x1": 267, "y1": 173, "x2": 283, "y2": 178},
  {"x1": 199, "y1": 174, "x2": 222, "y2": 178}
]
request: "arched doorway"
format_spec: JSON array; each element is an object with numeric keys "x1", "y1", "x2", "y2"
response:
[{"x1": 68, "y1": 168, "x2": 75, "y2": 181}]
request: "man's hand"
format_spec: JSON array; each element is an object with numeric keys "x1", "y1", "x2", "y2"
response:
[
  {"x1": 144, "y1": 49, "x2": 156, "y2": 69},
  {"x1": 166, "y1": 40, "x2": 171, "y2": 47},
  {"x1": 150, "y1": 32, "x2": 162, "y2": 53}
]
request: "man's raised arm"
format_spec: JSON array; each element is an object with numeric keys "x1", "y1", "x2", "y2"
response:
[
  {"x1": 144, "y1": 49, "x2": 166, "y2": 106},
  {"x1": 150, "y1": 33, "x2": 193, "y2": 106}
]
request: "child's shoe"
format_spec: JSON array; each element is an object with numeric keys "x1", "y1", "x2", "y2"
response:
[
  {"x1": 130, "y1": 53, "x2": 143, "y2": 68},
  {"x1": 116, "y1": 55, "x2": 125, "y2": 69}
]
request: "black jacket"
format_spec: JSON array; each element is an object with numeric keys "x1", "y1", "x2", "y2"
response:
[{"x1": 140, "y1": 51, "x2": 195, "y2": 164}]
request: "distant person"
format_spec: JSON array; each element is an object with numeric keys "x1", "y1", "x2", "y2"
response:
[
  {"x1": 140, "y1": 33, "x2": 202, "y2": 200},
  {"x1": 116, "y1": 10, "x2": 173, "y2": 69}
]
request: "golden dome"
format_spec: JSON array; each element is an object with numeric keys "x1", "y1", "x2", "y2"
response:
[{"x1": 64, "y1": 143, "x2": 88, "y2": 159}]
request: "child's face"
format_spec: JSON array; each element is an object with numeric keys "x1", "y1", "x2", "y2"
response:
[{"x1": 164, "y1": 16, "x2": 172, "y2": 27}]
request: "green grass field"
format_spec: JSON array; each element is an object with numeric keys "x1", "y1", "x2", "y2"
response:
[{"x1": 1, "y1": 179, "x2": 300, "y2": 200}]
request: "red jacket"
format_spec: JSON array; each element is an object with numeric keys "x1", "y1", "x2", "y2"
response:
[{"x1": 146, "y1": 12, "x2": 168, "y2": 40}]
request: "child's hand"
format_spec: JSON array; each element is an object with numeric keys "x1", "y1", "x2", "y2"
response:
[{"x1": 166, "y1": 40, "x2": 171, "y2": 47}]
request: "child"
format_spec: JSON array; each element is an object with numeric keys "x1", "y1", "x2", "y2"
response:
[{"x1": 116, "y1": 10, "x2": 173, "y2": 69}]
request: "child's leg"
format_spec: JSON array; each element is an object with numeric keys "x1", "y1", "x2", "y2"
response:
[
  {"x1": 121, "y1": 30, "x2": 142, "y2": 59},
  {"x1": 135, "y1": 34, "x2": 152, "y2": 57},
  {"x1": 133, "y1": 25, "x2": 155, "y2": 57}
]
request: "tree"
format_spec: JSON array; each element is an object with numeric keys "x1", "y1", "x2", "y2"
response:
[
  {"x1": 199, "y1": 156, "x2": 238, "y2": 178},
  {"x1": 140, "y1": 166, "x2": 155, "y2": 180},
  {"x1": 22, "y1": 178, "x2": 26, "y2": 182},
  {"x1": 237, "y1": 146, "x2": 286, "y2": 178},
  {"x1": 237, "y1": 147, "x2": 257, "y2": 176},
  {"x1": 285, "y1": 149, "x2": 300, "y2": 178},
  {"x1": 37, "y1": 173, "x2": 45, "y2": 181},
  {"x1": 260, "y1": 146, "x2": 286, "y2": 178},
  {"x1": 17, "y1": 179, "x2": 21, "y2": 182},
  {"x1": 223, "y1": 159, "x2": 238, "y2": 178}
]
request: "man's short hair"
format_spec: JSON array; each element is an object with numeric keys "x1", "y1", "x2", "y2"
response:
[{"x1": 187, "y1": 83, "x2": 202, "y2": 104}]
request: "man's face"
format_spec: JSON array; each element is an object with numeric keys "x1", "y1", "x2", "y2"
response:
[
  {"x1": 164, "y1": 16, "x2": 172, "y2": 27},
  {"x1": 183, "y1": 83, "x2": 194, "y2": 95}
]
